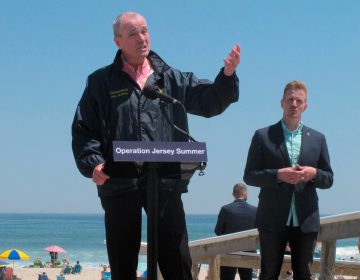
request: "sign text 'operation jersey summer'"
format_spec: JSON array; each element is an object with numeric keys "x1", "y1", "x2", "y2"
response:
[{"x1": 112, "y1": 141, "x2": 207, "y2": 162}]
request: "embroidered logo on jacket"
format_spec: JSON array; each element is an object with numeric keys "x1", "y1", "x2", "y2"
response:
[{"x1": 109, "y1": 88, "x2": 129, "y2": 98}]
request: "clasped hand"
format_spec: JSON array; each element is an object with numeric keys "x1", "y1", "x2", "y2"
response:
[{"x1": 277, "y1": 164, "x2": 317, "y2": 185}]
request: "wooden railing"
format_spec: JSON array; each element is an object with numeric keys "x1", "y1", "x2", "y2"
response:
[
  {"x1": 140, "y1": 211, "x2": 360, "y2": 279},
  {"x1": 189, "y1": 211, "x2": 360, "y2": 279}
]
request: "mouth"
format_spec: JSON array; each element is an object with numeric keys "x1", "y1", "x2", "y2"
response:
[{"x1": 139, "y1": 45, "x2": 148, "y2": 51}]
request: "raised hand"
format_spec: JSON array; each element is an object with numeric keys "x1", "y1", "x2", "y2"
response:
[{"x1": 223, "y1": 44, "x2": 241, "y2": 76}]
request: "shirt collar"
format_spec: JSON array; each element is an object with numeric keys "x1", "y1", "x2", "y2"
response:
[
  {"x1": 121, "y1": 55, "x2": 152, "y2": 76},
  {"x1": 281, "y1": 119, "x2": 303, "y2": 134}
]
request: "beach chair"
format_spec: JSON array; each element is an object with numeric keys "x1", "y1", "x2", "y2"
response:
[
  {"x1": 56, "y1": 276, "x2": 66, "y2": 280},
  {"x1": 38, "y1": 274, "x2": 49, "y2": 280},
  {"x1": 101, "y1": 271, "x2": 111, "y2": 279},
  {"x1": 62, "y1": 266, "x2": 72, "y2": 274}
]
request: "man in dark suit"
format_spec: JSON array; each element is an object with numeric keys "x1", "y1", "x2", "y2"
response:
[
  {"x1": 215, "y1": 183, "x2": 257, "y2": 280},
  {"x1": 243, "y1": 81, "x2": 333, "y2": 280}
]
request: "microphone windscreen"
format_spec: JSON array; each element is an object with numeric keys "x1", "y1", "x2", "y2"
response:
[{"x1": 143, "y1": 84, "x2": 159, "y2": 100}]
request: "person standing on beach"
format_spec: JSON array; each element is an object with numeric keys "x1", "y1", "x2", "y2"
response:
[
  {"x1": 49, "y1": 251, "x2": 57, "y2": 266},
  {"x1": 215, "y1": 183, "x2": 257, "y2": 280},
  {"x1": 243, "y1": 81, "x2": 333, "y2": 279},
  {"x1": 71, "y1": 12, "x2": 240, "y2": 280}
]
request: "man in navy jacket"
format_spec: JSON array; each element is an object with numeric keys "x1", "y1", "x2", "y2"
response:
[
  {"x1": 244, "y1": 81, "x2": 333, "y2": 279},
  {"x1": 72, "y1": 12, "x2": 240, "y2": 280},
  {"x1": 215, "y1": 183, "x2": 257, "y2": 280}
]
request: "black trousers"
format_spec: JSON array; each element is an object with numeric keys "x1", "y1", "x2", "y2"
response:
[
  {"x1": 220, "y1": 266, "x2": 253, "y2": 280},
  {"x1": 100, "y1": 189, "x2": 192, "y2": 280},
  {"x1": 258, "y1": 227, "x2": 317, "y2": 280}
]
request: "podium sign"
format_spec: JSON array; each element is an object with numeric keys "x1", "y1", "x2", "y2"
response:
[
  {"x1": 112, "y1": 140, "x2": 207, "y2": 280},
  {"x1": 112, "y1": 141, "x2": 207, "y2": 162}
]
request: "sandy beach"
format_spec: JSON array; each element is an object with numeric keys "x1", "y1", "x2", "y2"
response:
[
  {"x1": 8, "y1": 264, "x2": 360, "y2": 280},
  {"x1": 11, "y1": 267, "x2": 211, "y2": 280},
  {"x1": 13, "y1": 267, "x2": 103, "y2": 280}
]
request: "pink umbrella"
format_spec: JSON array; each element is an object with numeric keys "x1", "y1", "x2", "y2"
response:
[{"x1": 43, "y1": 245, "x2": 66, "y2": 253}]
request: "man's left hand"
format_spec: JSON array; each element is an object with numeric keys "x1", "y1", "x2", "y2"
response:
[
  {"x1": 295, "y1": 164, "x2": 317, "y2": 182},
  {"x1": 223, "y1": 44, "x2": 241, "y2": 76}
]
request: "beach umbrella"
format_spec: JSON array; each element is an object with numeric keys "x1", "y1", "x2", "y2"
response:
[
  {"x1": 44, "y1": 245, "x2": 66, "y2": 266},
  {"x1": 0, "y1": 249, "x2": 30, "y2": 267},
  {"x1": 43, "y1": 245, "x2": 66, "y2": 253}
]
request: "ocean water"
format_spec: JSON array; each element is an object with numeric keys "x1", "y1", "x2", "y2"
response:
[{"x1": 0, "y1": 213, "x2": 359, "y2": 269}]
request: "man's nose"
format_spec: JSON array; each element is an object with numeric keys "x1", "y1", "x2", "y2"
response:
[{"x1": 138, "y1": 33, "x2": 146, "y2": 41}]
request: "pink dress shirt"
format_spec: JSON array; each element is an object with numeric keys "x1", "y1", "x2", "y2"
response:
[{"x1": 121, "y1": 57, "x2": 154, "y2": 90}]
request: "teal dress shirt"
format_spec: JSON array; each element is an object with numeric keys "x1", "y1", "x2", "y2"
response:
[{"x1": 281, "y1": 120, "x2": 303, "y2": 227}]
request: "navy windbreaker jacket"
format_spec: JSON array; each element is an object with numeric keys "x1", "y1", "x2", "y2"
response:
[{"x1": 72, "y1": 50, "x2": 239, "y2": 197}]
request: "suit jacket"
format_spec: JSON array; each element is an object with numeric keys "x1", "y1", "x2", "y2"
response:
[
  {"x1": 243, "y1": 121, "x2": 333, "y2": 233},
  {"x1": 215, "y1": 199, "x2": 257, "y2": 235}
]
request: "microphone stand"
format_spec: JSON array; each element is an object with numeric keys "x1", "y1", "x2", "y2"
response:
[
  {"x1": 146, "y1": 98, "x2": 203, "y2": 280},
  {"x1": 172, "y1": 102, "x2": 196, "y2": 143},
  {"x1": 146, "y1": 162, "x2": 159, "y2": 280}
]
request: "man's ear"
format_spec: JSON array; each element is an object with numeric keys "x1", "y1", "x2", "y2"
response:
[
  {"x1": 303, "y1": 102, "x2": 308, "y2": 112},
  {"x1": 114, "y1": 36, "x2": 121, "y2": 49}
]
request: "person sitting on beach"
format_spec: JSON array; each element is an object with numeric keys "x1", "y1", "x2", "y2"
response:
[
  {"x1": 71, "y1": 260, "x2": 82, "y2": 274},
  {"x1": 61, "y1": 264, "x2": 72, "y2": 275},
  {"x1": 101, "y1": 265, "x2": 111, "y2": 280},
  {"x1": 33, "y1": 257, "x2": 44, "y2": 268},
  {"x1": 313, "y1": 241, "x2": 322, "y2": 258},
  {"x1": 101, "y1": 265, "x2": 107, "y2": 273}
]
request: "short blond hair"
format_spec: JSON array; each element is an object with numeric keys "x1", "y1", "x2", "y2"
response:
[
  {"x1": 283, "y1": 81, "x2": 307, "y2": 99},
  {"x1": 233, "y1": 183, "x2": 247, "y2": 198}
]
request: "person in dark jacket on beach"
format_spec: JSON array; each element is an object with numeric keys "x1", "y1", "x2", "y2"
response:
[
  {"x1": 215, "y1": 183, "x2": 257, "y2": 280},
  {"x1": 72, "y1": 12, "x2": 240, "y2": 280}
]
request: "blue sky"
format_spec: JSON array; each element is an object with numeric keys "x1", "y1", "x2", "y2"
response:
[{"x1": 1, "y1": 1, "x2": 359, "y2": 215}]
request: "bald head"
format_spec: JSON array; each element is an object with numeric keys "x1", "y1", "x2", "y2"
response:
[{"x1": 113, "y1": 12, "x2": 146, "y2": 38}]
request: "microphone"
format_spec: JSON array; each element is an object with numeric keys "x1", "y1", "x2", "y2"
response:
[
  {"x1": 143, "y1": 84, "x2": 197, "y2": 142},
  {"x1": 142, "y1": 84, "x2": 205, "y2": 173},
  {"x1": 143, "y1": 84, "x2": 181, "y2": 104}
]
